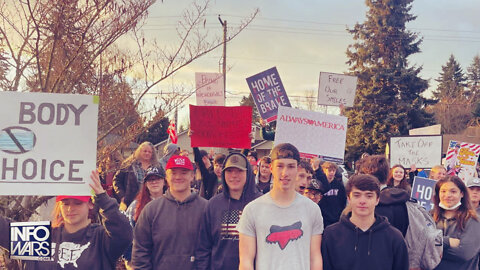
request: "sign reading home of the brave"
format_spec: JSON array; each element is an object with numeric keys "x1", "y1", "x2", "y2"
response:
[
  {"x1": 0, "y1": 92, "x2": 98, "y2": 195},
  {"x1": 246, "y1": 67, "x2": 291, "y2": 123}
]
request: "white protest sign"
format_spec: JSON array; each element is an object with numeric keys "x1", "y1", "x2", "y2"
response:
[
  {"x1": 389, "y1": 135, "x2": 442, "y2": 169},
  {"x1": 195, "y1": 72, "x2": 224, "y2": 106},
  {"x1": 274, "y1": 106, "x2": 347, "y2": 161},
  {"x1": 317, "y1": 72, "x2": 357, "y2": 107},
  {"x1": 0, "y1": 92, "x2": 98, "y2": 195}
]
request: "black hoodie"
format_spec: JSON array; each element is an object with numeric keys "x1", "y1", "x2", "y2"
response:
[
  {"x1": 321, "y1": 214, "x2": 409, "y2": 270},
  {"x1": 194, "y1": 153, "x2": 261, "y2": 270},
  {"x1": 317, "y1": 169, "x2": 347, "y2": 228},
  {"x1": 0, "y1": 193, "x2": 132, "y2": 270},
  {"x1": 375, "y1": 187, "x2": 410, "y2": 236}
]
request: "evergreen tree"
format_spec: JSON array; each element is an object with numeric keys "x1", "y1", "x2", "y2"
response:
[
  {"x1": 136, "y1": 117, "x2": 170, "y2": 145},
  {"x1": 344, "y1": 0, "x2": 432, "y2": 160},
  {"x1": 240, "y1": 94, "x2": 261, "y2": 126},
  {"x1": 433, "y1": 54, "x2": 467, "y2": 100},
  {"x1": 467, "y1": 55, "x2": 480, "y2": 102}
]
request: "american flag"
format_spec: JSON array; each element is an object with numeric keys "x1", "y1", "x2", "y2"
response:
[
  {"x1": 446, "y1": 140, "x2": 480, "y2": 161},
  {"x1": 221, "y1": 210, "x2": 242, "y2": 240},
  {"x1": 167, "y1": 121, "x2": 178, "y2": 144}
]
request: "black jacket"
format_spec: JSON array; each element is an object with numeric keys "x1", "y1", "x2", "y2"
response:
[
  {"x1": 112, "y1": 162, "x2": 143, "y2": 207},
  {"x1": 194, "y1": 147, "x2": 220, "y2": 200},
  {"x1": 322, "y1": 214, "x2": 409, "y2": 270},
  {"x1": 376, "y1": 187, "x2": 409, "y2": 236},
  {"x1": 317, "y1": 170, "x2": 346, "y2": 227},
  {"x1": 1, "y1": 193, "x2": 132, "y2": 270}
]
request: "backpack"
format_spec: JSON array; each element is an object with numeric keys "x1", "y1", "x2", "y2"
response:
[{"x1": 405, "y1": 200, "x2": 443, "y2": 270}]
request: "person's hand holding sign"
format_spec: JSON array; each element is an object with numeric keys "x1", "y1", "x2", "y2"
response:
[{"x1": 90, "y1": 170, "x2": 106, "y2": 195}]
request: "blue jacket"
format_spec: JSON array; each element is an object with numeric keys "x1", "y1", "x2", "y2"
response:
[{"x1": 194, "y1": 153, "x2": 261, "y2": 270}]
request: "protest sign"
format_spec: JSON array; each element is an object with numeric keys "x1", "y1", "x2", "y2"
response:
[
  {"x1": 446, "y1": 140, "x2": 480, "y2": 182},
  {"x1": 411, "y1": 176, "x2": 436, "y2": 211},
  {"x1": 10, "y1": 221, "x2": 52, "y2": 261},
  {"x1": 317, "y1": 72, "x2": 357, "y2": 107},
  {"x1": 389, "y1": 135, "x2": 442, "y2": 169},
  {"x1": 0, "y1": 92, "x2": 98, "y2": 195},
  {"x1": 246, "y1": 67, "x2": 291, "y2": 123},
  {"x1": 274, "y1": 106, "x2": 347, "y2": 161},
  {"x1": 195, "y1": 72, "x2": 224, "y2": 106},
  {"x1": 190, "y1": 105, "x2": 252, "y2": 149}
]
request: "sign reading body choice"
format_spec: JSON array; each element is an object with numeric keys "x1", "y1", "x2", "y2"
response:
[
  {"x1": 195, "y1": 72, "x2": 224, "y2": 106},
  {"x1": 389, "y1": 135, "x2": 442, "y2": 169},
  {"x1": 0, "y1": 92, "x2": 98, "y2": 196},
  {"x1": 246, "y1": 67, "x2": 291, "y2": 123},
  {"x1": 274, "y1": 106, "x2": 347, "y2": 161},
  {"x1": 317, "y1": 72, "x2": 357, "y2": 107}
]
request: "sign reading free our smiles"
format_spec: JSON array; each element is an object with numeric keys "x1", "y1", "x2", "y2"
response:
[{"x1": 0, "y1": 92, "x2": 98, "y2": 196}]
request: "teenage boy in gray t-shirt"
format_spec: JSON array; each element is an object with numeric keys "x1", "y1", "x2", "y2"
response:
[{"x1": 238, "y1": 143, "x2": 324, "y2": 270}]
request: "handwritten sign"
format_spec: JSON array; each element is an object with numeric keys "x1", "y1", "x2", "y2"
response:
[
  {"x1": 274, "y1": 106, "x2": 347, "y2": 161},
  {"x1": 246, "y1": 67, "x2": 291, "y2": 123},
  {"x1": 411, "y1": 176, "x2": 436, "y2": 211},
  {"x1": 0, "y1": 92, "x2": 98, "y2": 195},
  {"x1": 190, "y1": 105, "x2": 252, "y2": 149},
  {"x1": 389, "y1": 136, "x2": 442, "y2": 169},
  {"x1": 446, "y1": 140, "x2": 480, "y2": 182},
  {"x1": 317, "y1": 72, "x2": 357, "y2": 107},
  {"x1": 195, "y1": 72, "x2": 224, "y2": 106}
]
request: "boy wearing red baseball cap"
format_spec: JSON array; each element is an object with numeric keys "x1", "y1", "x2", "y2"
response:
[{"x1": 132, "y1": 155, "x2": 207, "y2": 270}]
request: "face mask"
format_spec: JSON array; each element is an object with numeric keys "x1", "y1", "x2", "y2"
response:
[{"x1": 439, "y1": 201, "x2": 461, "y2": 210}]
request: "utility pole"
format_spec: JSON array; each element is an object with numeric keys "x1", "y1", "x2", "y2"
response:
[{"x1": 218, "y1": 15, "x2": 227, "y2": 103}]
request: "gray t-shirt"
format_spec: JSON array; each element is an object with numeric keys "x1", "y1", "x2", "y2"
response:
[{"x1": 238, "y1": 192, "x2": 324, "y2": 270}]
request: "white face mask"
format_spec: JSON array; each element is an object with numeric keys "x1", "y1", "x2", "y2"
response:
[{"x1": 439, "y1": 201, "x2": 462, "y2": 210}]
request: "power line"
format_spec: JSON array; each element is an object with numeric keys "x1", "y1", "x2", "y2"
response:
[{"x1": 146, "y1": 14, "x2": 480, "y2": 34}]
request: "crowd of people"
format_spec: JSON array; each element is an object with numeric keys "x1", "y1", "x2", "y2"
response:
[{"x1": 1, "y1": 136, "x2": 480, "y2": 270}]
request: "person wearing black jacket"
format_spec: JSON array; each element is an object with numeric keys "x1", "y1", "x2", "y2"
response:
[
  {"x1": 318, "y1": 161, "x2": 347, "y2": 228},
  {"x1": 194, "y1": 153, "x2": 261, "y2": 270},
  {"x1": 356, "y1": 155, "x2": 409, "y2": 236},
  {"x1": 0, "y1": 171, "x2": 133, "y2": 270},
  {"x1": 194, "y1": 147, "x2": 221, "y2": 200},
  {"x1": 321, "y1": 174, "x2": 408, "y2": 270}
]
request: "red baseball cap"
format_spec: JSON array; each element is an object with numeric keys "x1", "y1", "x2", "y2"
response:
[
  {"x1": 166, "y1": 155, "x2": 194, "y2": 170},
  {"x1": 56, "y1": 196, "x2": 91, "y2": 202}
]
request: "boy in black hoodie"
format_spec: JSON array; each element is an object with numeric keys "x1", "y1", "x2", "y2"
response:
[
  {"x1": 321, "y1": 174, "x2": 408, "y2": 270},
  {"x1": 194, "y1": 153, "x2": 261, "y2": 270}
]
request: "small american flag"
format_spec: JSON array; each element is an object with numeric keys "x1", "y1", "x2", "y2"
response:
[
  {"x1": 167, "y1": 121, "x2": 177, "y2": 144},
  {"x1": 221, "y1": 210, "x2": 242, "y2": 239}
]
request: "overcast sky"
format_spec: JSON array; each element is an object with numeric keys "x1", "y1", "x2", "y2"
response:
[{"x1": 138, "y1": 0, "x2": 480, "y2": 124}]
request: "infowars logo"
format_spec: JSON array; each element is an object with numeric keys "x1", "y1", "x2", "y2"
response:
[{"x1": 10, "y1": 221, "x2": 52, "y2": 261}]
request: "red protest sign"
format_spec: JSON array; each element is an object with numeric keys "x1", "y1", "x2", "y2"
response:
[{"x1": 190, "y1": 105, "x2": 252, "y2": 149}]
